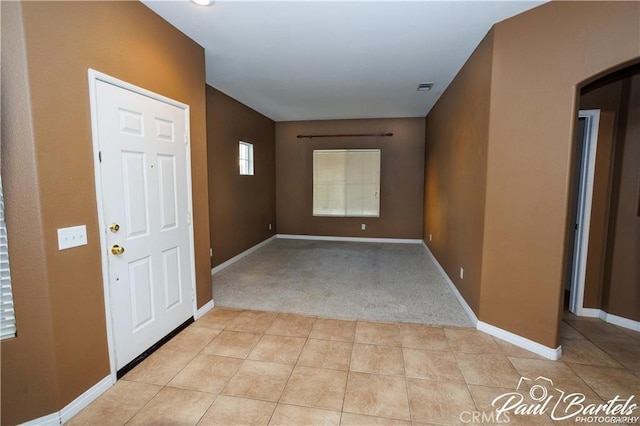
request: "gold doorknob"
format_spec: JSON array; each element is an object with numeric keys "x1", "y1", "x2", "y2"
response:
[
  {"x1": 109, "y1": 223, "x2": 120, "y2": 233},
  {"x1": 111, "y1": 244, "x2": 125, "y2": 255}
]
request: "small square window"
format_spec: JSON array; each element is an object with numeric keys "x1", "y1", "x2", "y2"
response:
[{"x1": 239, "y1": 141, "x2": 254, "y2": 175}]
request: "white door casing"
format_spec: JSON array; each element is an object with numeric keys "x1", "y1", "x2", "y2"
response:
[
  {"x1": 89, "y1": 70, "x2": 197, "y2": 372},
  {"x1": 569, "y1": 109, "x2": 600, "y2": 316}
]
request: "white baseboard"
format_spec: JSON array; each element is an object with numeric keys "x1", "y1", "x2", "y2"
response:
[
  {"x1": 604, "y1": 312, "x2": 640, "y2": 332},
  {"x1": 421, "y1": 242, "x2": 561, "y2": 360},
  {"x1": 195, "y1": 299, "x2": 214, "y2": 320},
  {"x1": 277, "y1": 234, "x2": 423, "y2": 244},
  {"x1": 211, "y1": 236, "x2": 277, "y2": 275},
  {"x1": 421, "y1": 242, "x2": 478, "y2": 325},
  {"x1": 577, "y1": 308, "x2": 640, "y2": 332},
  {"x1": 22, "y1": 375, "x2": 114, "y2": 425},
  {"x1": 20, "y1": 412, "x2": 60, "y2": 426},
  {"x1": 60, "y1": 375, "x2": 114, "y2": 423},
  {"x1": 580, "y1": 308, "x2": 603, "y2": 318},
  {"x1": 477, "y1": 321, "x2": 562, "y2": 360}
]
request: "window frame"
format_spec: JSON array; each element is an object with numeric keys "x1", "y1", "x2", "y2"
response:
[
  {"x1": 312, "y1": 148, "x2": 381, "y2": 218},
  {"x1": 239, "y1": 141, "x2": 254, "y2": 176},
  {"x1": 0, "y1": 179, "x2": 16, "y2": 340}
]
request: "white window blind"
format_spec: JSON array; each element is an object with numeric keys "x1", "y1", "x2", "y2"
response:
[
  {"x1": 313, "y1": 149, "x2": 381, "y2": 217},
  {"x1": 239, "y1": 141, "x2": 254, "y2": 175},
  {"x1": 0, "y1": 179, "x2": 16, "y2": 340}
]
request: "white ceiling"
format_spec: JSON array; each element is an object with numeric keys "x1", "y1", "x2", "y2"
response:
[{"x1": 142, "y1": 1, "x2": 544, "y2": 122}]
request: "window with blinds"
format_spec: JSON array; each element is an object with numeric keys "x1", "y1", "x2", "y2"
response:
[
  {"x1": 313, "y1": 149, "x2": 381, "y2": 217},
  {"x1": 0, "y1": 179, "x2": 16, "y2": 340}
]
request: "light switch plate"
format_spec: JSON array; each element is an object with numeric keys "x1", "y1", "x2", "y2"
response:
[{"x1": 58, "y1": 225, "x2": 88, "y2": 250}]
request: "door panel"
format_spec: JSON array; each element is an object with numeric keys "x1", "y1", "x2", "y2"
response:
[
  {"x1": 95, "y1": 80, "x2": 194, "y2": 370},
  {"x1": 155, "y1": 118, "x2": 175, "y2": 142},
  {"x1": 119, "y1": 109, "x2": 144, "y2": 136},
  {"x1": 158, "y1": 155, "x2": 178, "y2": 230},
  {"x1": 129, "y1": 256, "x2": 154, "y2": 330},
  {"x1": 122, "y1": 151, "x2": 150, "y2": 238},
  {"x1": 162, "y1": 247, "x2": 182, "y2": 309}
]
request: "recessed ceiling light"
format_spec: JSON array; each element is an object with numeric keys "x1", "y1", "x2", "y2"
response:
[
  {"x1": 191, "y1": 0, "x2": 214, "y2": 6},
  {"x1": 417, "y1": 83, "x2": 434, "y2": 91}
]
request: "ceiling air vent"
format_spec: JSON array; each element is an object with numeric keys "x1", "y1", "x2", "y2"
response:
[{"x1": 417, "y1": 83, "x2": 434, "y2": 91}]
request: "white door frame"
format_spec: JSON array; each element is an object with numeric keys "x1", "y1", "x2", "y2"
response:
[
  {"x1": 569, "y1": 109, "x2": 600, "y2": 316},
  {"x1": 87, "y1": 69, "x2": 198, "y2": 379}
]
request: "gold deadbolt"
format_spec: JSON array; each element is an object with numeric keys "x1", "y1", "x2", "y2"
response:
[
  {"x1": 111, "y1": 244, "x2": 125, "y2": 255},
  {"x1": 109, "y1": 223, "x2": 120, "y2": 233}
]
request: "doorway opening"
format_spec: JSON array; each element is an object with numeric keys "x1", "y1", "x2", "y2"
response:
[
  {"x1": 564, "y1": 62, "x2": 640, "y2": 329},
  {"x1": 565, "y1": 110, "x2": 600, "y2": 315}
]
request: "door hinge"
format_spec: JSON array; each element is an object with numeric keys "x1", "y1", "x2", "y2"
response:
[
  {"x1": 184, "y1": 135, "x2": 188, "y2": 145},
  {"x1": 98, "y1": 151, "x2": 102, "y2": 163}
]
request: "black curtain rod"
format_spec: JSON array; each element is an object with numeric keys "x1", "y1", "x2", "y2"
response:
[{"x1": 296, "y1": 133, "x2": 393, "y2": 139}]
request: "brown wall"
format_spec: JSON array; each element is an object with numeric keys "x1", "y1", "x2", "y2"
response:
[
  {"x1": 207, "y1": 86, "x2": 276, "y2": 267},
  {"x1": 605, "y1": 72, "x2": 640, "y2": 321},
  {"x1": 277, "y1": 118, "x2": 425, "y2": 239},
  {"x1": 1, "y1": 3, "x2": 61, "y2": 420},
  {"x1": 423, "y1": 32, "x2": 493, "y2": 316},
  {"x1": 424, "y1": 1, "x2": 640, "y2": 348},
  {"x1": 579, "y1": 78, "x2": 623, "y2": 309},
  {"x1": 481, "y1": 1, "x2": 639, "y2": 347},
  {"x1": 1, "y1": 2, "x2": 211, "y2": 424}
]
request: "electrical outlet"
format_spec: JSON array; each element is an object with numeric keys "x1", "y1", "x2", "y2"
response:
[
  {"x1": 460, "y1": 267, "x2": 464, "y2": 279},
  {"x1": 269, "y1": 223, "x2": 272, "y2": 230},
  {"x1": 429, "y1": 233, "x2": 432, "y2": 241},
  {"x1": 361, "y1": 224, "x2": 366, "y2": 230},
  {"x1": 209, "y1": 248, "x2": 213, "y2": 257},
  {"x1": 57, "y1": 225, "x2": 88, "y2": 250}
]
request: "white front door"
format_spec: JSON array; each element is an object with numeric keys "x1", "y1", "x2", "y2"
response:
[{"x1": 93, "y1": 79, "x2": 195, "y2": 370}]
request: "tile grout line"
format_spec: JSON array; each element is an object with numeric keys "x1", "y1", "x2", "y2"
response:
[
  {"x1": 198, "y1": 309, "x2": 266, "y2": 424},
  {"x1": 190, "y1": 310, "x2": 243, "y2": 425},
  {"x1": 191, "y1": 326, "x2": 226, "y2": 423},
  {"x1": 224, "y1": 310, "x2": 280, "y2": 423},
  {"x1": 341, "y1": 322, "x2": 357, "y2": 419},
  {"x1": 121, "y1": 382, "x2": 163, "y2": 425},
  {"x1": 400, "y1": 345, "x2": 413, "y2": 424},
  {"x1": 562, "y1": 317, "x2": 632, "y2": 402},
  {"x1": 447, "y1": 335, "x2": 483, "y2": 419},
  {"x1": 122, "y1": 332, "x2": 203, "y2": 424},
  {"x1": 270, "y1": 315, "x2": 315, "y2": 423}
]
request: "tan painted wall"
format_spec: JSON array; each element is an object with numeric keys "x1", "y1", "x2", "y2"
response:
[
  {"x1": 424, "y1": 1, "x2": 639, "y2": 348},
  {"x1": 482, "y1": 1, "x2": 639, "y2": 347},
  {"x1": 1, "y1": 3, "x2": 61, "y2": 422},
  {"x1": 276, "y1": 118, "x2": 425, "y2": 238},
  {"x1": 206, "y1": 86, "x2": 276, "y2": 267},
  {"x1": 1, "y1": 2, "x2": 210, "y2": 423},
  {"x1": 423, "y1": 32, "x2": 494, "y2": 316},
  {"x1": 605, "y1": 72, "x2": 640, "y2": 321},
  {"x1": 579, "y1": 78, "x2": 623, "y2": 309}
]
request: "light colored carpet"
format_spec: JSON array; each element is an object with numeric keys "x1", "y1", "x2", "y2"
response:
[{"x1": 212, "y1": 238, "x2": 473, "y2": 327}]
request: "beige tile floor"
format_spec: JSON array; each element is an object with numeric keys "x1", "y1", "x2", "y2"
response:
[{"x1": 68, "y1": 309, "x2": 640, "y2": 425}]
